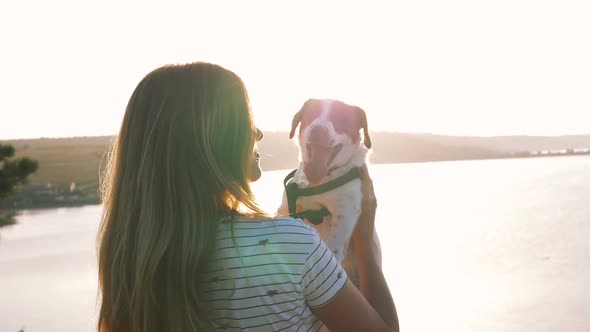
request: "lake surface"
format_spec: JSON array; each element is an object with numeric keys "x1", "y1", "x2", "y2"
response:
[{"x1": 1, "y1": 157, "x2": 589, "y2": 332}]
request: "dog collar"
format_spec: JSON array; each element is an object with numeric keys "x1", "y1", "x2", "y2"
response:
[{"x1": 283, "y1": 167, "x2": 362, "y2": 225}]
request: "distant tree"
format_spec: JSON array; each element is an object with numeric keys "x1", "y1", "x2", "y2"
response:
[
  {"x1": 0, "y1": 144, "x2": 38, "y2": 198},
  {"x1": 0, "y1": 144, "x2": 39, "y2": 226}
]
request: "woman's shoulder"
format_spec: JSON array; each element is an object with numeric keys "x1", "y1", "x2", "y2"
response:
[
  {"x1": 220, "y1": 215, "x2": 319, "y2": 238},
  {"x1": 231, "y1": 215, "x2": 310, "y2": 227},
  {"x1": 215, "y1": 216, "x2": 321, "y2": 263}
]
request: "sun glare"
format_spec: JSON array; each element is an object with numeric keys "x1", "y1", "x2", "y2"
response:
[{"x1": 1, "y1": 0, "x2": 589, "y2": 139}]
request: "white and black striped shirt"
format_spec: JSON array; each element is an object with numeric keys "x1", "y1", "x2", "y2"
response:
[{"x1": 202, "y1": 217, "x2": 348, "y2": 331}]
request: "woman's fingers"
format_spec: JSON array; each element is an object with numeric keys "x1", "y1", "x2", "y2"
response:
[
  {"x1": 354, "y1": 164, "x2": 377, "y2": 243},
  {"x1": 360, "y1": 164, "x2": 377, "y2": 211}
]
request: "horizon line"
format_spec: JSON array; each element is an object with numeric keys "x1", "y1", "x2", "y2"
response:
[{"x1": 2, "y1": 131, "x2": 590, "y2": 142}]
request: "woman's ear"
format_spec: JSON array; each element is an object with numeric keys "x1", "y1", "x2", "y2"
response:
[{"x1": 355, "y1": 107, "x2": 372, "y2": 148}]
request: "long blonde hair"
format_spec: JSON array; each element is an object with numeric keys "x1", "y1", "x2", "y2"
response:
[{"x1": 98, "y1": 62, "x2": 266, "y2": 331}]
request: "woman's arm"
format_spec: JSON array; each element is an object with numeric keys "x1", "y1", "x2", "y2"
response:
[{"x1": 312, "y1": 165, "x2": 399, "y2": 331}]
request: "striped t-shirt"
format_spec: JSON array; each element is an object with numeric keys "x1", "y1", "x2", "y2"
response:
[{"x1": 201, "y1": 216, "x2": 348, "y2": 331}]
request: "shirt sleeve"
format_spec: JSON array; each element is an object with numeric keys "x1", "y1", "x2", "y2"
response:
[{"x1": 302, "y1": 230, "x2": 348, "y2": 308}]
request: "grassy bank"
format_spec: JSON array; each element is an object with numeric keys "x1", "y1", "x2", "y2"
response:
[
  {"x1": 0, "y1": 211, "x2": 17, "y2": 227},
  {"x1": 1, "y1": 136, "x2": 112, "y2": 190}
]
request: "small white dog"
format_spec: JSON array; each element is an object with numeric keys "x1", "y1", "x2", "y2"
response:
[{"x1": 278, "y1": 99, "x2": 381, "y2": 277}]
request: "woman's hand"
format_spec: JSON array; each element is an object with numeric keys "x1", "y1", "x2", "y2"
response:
[
  {"x1": 352, "y1": 164, "x2": 377, "y2": 245},
  {"x1": 313, "y1": 164, "x2": 399, "y2": 331}
]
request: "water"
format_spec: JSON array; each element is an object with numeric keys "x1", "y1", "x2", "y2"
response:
[{"x1": 1, "y1": 157, "x2": 589, "y2": 332}]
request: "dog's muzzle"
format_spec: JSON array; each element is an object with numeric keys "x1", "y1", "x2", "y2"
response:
[{"x1": 304, "y1": 143, "x2": 343, "y2": 184}]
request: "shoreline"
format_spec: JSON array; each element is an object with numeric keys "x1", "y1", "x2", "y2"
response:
[{"x1": 0, "y1": 198, "x2": 101, "y2": 219}]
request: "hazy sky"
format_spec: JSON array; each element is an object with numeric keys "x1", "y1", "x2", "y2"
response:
[{"x1": 1, "y1": 0, "x2": 589, "y2": 139}]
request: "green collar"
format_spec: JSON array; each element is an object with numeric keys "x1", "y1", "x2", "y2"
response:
[{"x1": 283, "y1": 167, "x2": 362, "y2": 225}]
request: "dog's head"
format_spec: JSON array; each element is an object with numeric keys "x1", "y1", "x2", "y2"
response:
[{"x1": 289, "y1": 99, "x2": 371, "y2": 184}]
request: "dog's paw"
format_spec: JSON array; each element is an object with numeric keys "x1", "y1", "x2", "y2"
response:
[{"x1": 332, "y1": 248, "x2": 345, "y2": 263}]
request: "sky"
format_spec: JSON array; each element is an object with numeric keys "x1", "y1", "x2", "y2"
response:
[{"x1": 1, "y1": 0, "x2": 589, "y2": 139}]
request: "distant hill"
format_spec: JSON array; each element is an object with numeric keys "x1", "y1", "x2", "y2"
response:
[
  {"x1": 2, "y1": 132, "x2": 589, "y2": 190},
  {"x1": 257, "y1": 131, "x2": 590, "y2": 166},
  {"x1": 413, "y1": 134, "x2": 590, "y2": 153},
  {"x1": 1, "y1": 136, "x2": 113, "y2": 190}
]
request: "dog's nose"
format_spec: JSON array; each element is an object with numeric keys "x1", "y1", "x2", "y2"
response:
[{"x1": 308, "y1": 125, "x2": 332, "y2": 146}]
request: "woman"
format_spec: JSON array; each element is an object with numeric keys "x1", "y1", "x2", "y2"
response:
[{"x1": 98, "y1": 62, "x2": 398, "y2": 331}]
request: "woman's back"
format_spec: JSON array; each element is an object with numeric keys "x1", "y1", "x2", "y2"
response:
[
  {"x1": 98, "y1": 62, "x2": 398, "y2": 332},
  {"x1": 203, "y1": 217, "x2": 347, "y2": 331}
]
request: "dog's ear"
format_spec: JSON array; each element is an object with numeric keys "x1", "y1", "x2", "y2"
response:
[
  {"x1": 356, "y1": 107, "x2": 372, "y2": 148},
  {"x1": 289, "y1": 110, "x2": 303, "y2": 139},
  {"x1": 289, "y1": 100, "x2": 309, "y2": 139}
]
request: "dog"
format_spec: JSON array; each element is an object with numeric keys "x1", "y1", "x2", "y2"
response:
[{"x1": 278, "y1": 99, "x2": 382, "y2": 281}]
